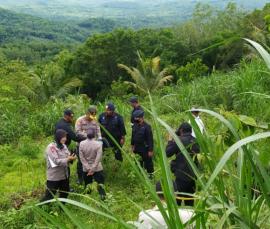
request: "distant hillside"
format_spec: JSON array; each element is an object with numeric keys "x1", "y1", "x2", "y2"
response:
[
  {"x1": 0, "y1": 0, "x2": 268, "y2": 23},
  {"x1": 0, "y1": 7, "x2": 87, "y2": 44},
  {"x1": 0, "y1": 8, "x2": 119, "y2": 63}
]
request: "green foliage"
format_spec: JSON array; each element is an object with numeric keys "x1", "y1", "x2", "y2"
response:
[
  {"x1": 33, "y1": 53, "x2": 83, "y2": 102},
  {"x1": 110, "y1": 78, "x2": 133, "y2": 99},
  {"x1": 0, "y1": 208, "x2": 37, "y2": 228},
  {"x1": 0, "y1": 97, "x2": 32, "y2": 144},
  {"x1": 118, "y1": 53, "x2": 173, "y2": 94},
  {"x1": 0, "y1": 7, "x2": 88, "y2": 44},
  {"x1": 17, "y1": 136, "x2": 41, "y2": 159},
  {"x1": 70, "y1": 29, "x2": 138, "y2": 98},
  {"x1": 0, "y1": 59, "x2": 38, "y2": 100},
  {"x1": 176, "y1": 58, "x2": 209, "y2": 82}
]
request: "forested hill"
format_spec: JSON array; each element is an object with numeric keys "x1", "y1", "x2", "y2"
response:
[
  {"x1": 0, "y1": 7, "x2": 117, "y2": 44},
  {"x1": 0, "y1": 8, "x2": 119, "y2": 63}
]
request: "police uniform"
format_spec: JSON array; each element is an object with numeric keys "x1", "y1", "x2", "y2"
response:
[
  {"x1": 79, "y1": 136, "x2": 106, "y2": 199},
  {"x1": 41, "y1": 130, "x2": 71, "y2": 202},
  {"x1": 98, "y1": 111, "x2": 126, "y2": 161},
  {"x1": 75, "y1": 115, "x2": 102, "y2": 139},
  {"x1": 166, "y1": 123, "x2": 200, "y2": 206},
  {"x1": 55, "y1": 109, "x2": 85, "y2": 147},
  {"x1": 75, "y1": 114, "x2": 102, "y2": 183},
  {"x1": 131, "y1": 110, "x2": 154, "y2": 175}
]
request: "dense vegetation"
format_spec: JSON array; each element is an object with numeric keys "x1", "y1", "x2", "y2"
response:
[
  {"x1": 1, "y1": 2, "x2": 270, "y2": 228},
  {"x1": 0, "y1": 8, "x2": 122, "y2": 64}
]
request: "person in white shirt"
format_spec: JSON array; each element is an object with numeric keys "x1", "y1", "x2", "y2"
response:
[
  {"x1": 129, "y1": 181, "x2": 194, "y2": 228},
  {"x1": 189, "y1": 107, "x2": 205, "y2": 138}
]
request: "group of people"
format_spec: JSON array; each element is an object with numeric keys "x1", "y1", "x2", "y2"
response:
[
  {"x1": 40, "y1": 95, "x2": 205, "y2": 225},
  {"x1": 41, "y1": 96, "x2": 156, "y2": 201}
]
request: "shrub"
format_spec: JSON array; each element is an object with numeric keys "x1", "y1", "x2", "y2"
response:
[
  {"x1": 17, "y1": 136, "x2": 41, "y2": 158},
  {"x1": 176, "y1": 58, "x2": 209, "y2": 82}
]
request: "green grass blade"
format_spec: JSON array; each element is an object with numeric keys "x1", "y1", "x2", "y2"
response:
[
  {"x1": 244, "y1": 38, "x2": 270, "y2": 70},
  {"x1": 204, "y1": 132, "x2": 270, "y2": 192},
  {"x1": 37, "y1": 198, "x2": 133, "y2": 228}
]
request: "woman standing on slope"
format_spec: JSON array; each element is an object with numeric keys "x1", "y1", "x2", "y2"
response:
[{"x1": 41, "y1": 129, "x2": 76, "y2": 202}]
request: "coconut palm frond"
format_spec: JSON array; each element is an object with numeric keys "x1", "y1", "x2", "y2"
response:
[
  {"x1": 124, "y1": 81, "x2": 147, "y2": 94},
  {"x1": 56, "y1": 77, "x2": 83, "y2": 97},
  {"x1": 118, "y1": 63, "x2": 146, "y2": 87},
  {"x1": 156, "y1": 75, "x2": 174, "y2": 88},
  {"x1": 119, "y1": 53, "x2": 170, "y2": 94},
  {"x1": 151, "y1": 56, "x2": 161, "y2": 73}
]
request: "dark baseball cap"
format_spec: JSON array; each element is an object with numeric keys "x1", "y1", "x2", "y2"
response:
[
  {"x1": 64, "y1": 109, "x2": 74, "y2": 117},
  {"x1": 133, "y1": 109, "x2": 144, "y2": 118},
  {"x1": 179, "y1": 122, "x2": 192, "y2": 133},
  {"x1": 129, "y1": 96, "x2": 138, "y2": 103},
  {"x1": 106, "y1": 102, "x2": 115, "y2": 111}
]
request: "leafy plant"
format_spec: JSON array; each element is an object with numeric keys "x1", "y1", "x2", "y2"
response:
[
  {"x1": 176, "y1": 58, "x2": 209, "y2": 83},
  {"x1": 118, "y1": 52, "x2": 173, "y2": 94}
]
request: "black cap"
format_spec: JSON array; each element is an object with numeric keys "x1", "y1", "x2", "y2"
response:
[
  {"x1": 106, "y1": 102, "x2": 115, "y2": 111},
  {"x1": 133, "y1": 109, "x2": 144, "y2": 118},
  {"x1": 129, "y1": 96, "x2": 138, "y2": 103},
  {"x1": 179, "y1": 122, "x2": 192, "y2": 133},
  {"x1": 64, "y1": 109, "x2": 74, "y2": 117}
]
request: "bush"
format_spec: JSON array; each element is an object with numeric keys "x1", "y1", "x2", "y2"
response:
[
  {"x1": 17, "y1": 136, "x2": 41, "y2": 159},
  {"x1": 0, "y1": 97, "x2": 32, "y2": 144},
  {"x1": 110, "y1": 78, "x2": 133, "y2": 99},
  {"x1": 0, "y1": 208, "x2": 36, "y2": 228},
  {"x1": 176, "y1": 58, "x2": 209, "y2": 82}
]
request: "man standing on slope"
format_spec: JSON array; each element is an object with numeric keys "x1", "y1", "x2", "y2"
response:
[
  {"x1": 166, "y1": 122, "x2": 200, "y2": 206},
  {"x1": 131, "y1": 110, "x2": 154, "y2": 179},
  {"x1": 79, "y1": 129, "x2": 106, "y2": 201},
  {"x1": 129, "y1": 96, "x2": 144, "y2": 125},
  {"x1": 98, "y1": 103, "x2": 126, "y2": 162},
  {"x1": 55, "y1": 109, "x2": 85, "y2": 147},
  {"x1": 75, "y1": 106, "x2": 102, "y2": 184}
]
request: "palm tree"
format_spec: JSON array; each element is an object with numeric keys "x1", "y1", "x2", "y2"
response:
[
  {"x1": 0, "y1": 60, "x2": 39, "y2": 100},
  {"x1": 32, "y1": 63, "x2": 83, "y2": 102},
  {"x1": 118, "y1": 52, "x2": 173, "y2": 94}
]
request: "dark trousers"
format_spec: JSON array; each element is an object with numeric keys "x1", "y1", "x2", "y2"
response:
[
  {"x1": 175, "y1": 178, "x2": 195, "y2": 206},
  {"x1": 76, "y1": 146, "x2": 84, "y2": 183},
  {"x1": 135, "y1": 151, "x2": 154, "y2": 174},
  {"x1": 103, "y1": 138, "x2": 123, "y2": 162},
  {"x1": 41, "y1": 179, "x2": 69, "y2": 202},
  {"x1": 83, "y1": 171, "x2": 106, "y2": 196}
]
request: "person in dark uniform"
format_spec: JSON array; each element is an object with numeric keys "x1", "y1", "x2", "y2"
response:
[
  {"x1": 55, "y1": 109, "x2": 85, "y2": 147},
  {"x1": 55, "y1": 109, "x2": 85, "y2": 188},
  {"x1": 129, "y1": 96, "x2": 144, "y2": 124},
  {"x1": 98, "y1": 103, "x2": 126, "y2": 162},
  {"x1": 131, "y1": 110, "x2": 154, "y2": 179},
  {"x1": 165, "y1": 122, "x2": 200, "y2": 206}
]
